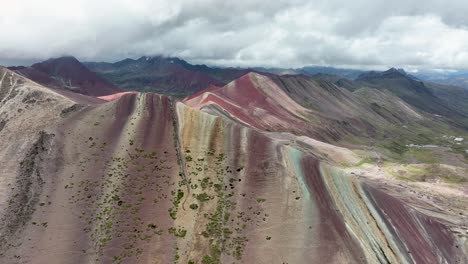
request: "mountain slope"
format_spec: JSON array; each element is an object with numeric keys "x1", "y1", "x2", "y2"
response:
[
  {"x1": 1, "y1": 68, "x2": 466, "y2": 263},
  {"x1": 355, "y1": 68, "x2": 464, "y2": 119},
  {"x1": 426, "y1": 82, "x2": 468, "y2": 117},
  {"x1": 10, "y1": 56, "x2": 121, "y2": 96}
]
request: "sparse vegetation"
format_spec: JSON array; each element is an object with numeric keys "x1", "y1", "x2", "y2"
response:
[
  {"x1": 64, "y1": 143, "x2": 172, "y2": 262},
  {"x1": 168, "y1": 227, "x2": 187, "y2": 238}
]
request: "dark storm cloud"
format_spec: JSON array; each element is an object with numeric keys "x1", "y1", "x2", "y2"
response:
[{"x1": 1, "y1": 0, "x2": 468, "y2": 70}]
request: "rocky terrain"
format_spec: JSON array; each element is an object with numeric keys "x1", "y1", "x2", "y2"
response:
[{"x1": 0, "y1": 64, "x2": 467, "y2": 264}]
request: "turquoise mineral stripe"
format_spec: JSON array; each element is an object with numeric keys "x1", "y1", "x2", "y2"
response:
[
  {"x1": 287, "y1": 146, "x2": 311, "y2": 201},
  {"x1": 320, "y1": 165, "x2": 405, "y2": 263},
  {"x1": 356, "y1": 183, "x2": 412, "y2": 264}
]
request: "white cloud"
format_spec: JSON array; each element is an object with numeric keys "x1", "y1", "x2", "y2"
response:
[{"x1": 1, "y1": 0, "x2": 468, "y2": 70}]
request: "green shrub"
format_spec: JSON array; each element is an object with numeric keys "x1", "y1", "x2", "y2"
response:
[{"x1": 196, "y1": 193, "x2": 210, "y2": 202}]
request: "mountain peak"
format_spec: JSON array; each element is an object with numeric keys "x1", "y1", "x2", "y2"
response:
[
  {"x1": 137, "y1": 55, "x2": 162, "y2": 61},
  {"x1": 384, "y1": 67, "x2": 407, "y2": 76},
  {"x1": 18, "y1": 56, "x2": 121, "y2": 96},
  {"x1": 55, "y1": 55, "x2": 80, "y2": 62},
  {"x1": 41, "y1": 56, "x2": 80, "y2": 64},
  {"x1": 31, "y1": 56, "x2": 83, "y2": 72},
  {"x1": 137, "y1": 55, "x2": 185, "y2": 64},
  {"x1": 356, "y1": 67, "x2": 409, "y2": 81}
]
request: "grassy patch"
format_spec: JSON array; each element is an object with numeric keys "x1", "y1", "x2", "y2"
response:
[
  {"x1": 354, "y1": 157, "x2": 375, "y2": 167},
  {"x1": 384, "y1": 165, "x2": 426, "y2": 181},
  {"x1": 382, "y1": 141, "x2": 408, "y2": 155},
  {"x1": 406, "y1": 148, "x2": 439, "y2": 164},
  {"x1": 428, "y1": 165, "x2": 467, "y2": 184},
  {"x1": 202, "y1": 255, "x2": 215, "y2": 264},
  {"x1": 450, "y1": 144, "x2": 468, "y2": 161},
  {"x1": 386, "y1": 164, "x2": 467, "y2": 184}
]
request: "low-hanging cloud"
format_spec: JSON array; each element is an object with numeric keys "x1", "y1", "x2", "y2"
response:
[{"x1": 1, "y1": 0, "x2": 468, "y2": 70}]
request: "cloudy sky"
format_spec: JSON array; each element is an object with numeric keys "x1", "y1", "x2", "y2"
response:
[{"x1": 1, "y1": 0, "x2": 467, "y2": 70}]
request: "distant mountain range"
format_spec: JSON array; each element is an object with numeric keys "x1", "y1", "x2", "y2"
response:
[
  {"x1": 413, "y1": 70, "x2": 468, "y2": 89},
  {"x1": 5, "y1": 55, "x2": 468, "y2": 98},
  {"x1": 261, "y1": 65, "x2": 468, "y2": 90},
  {"x1": 84, "y1": 56, "x2": 251, "y2": 97}
]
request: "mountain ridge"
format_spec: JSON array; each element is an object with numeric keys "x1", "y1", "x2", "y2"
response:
[{"x1": 84, "y1": 56, "x2": 252, "y2": 97}]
